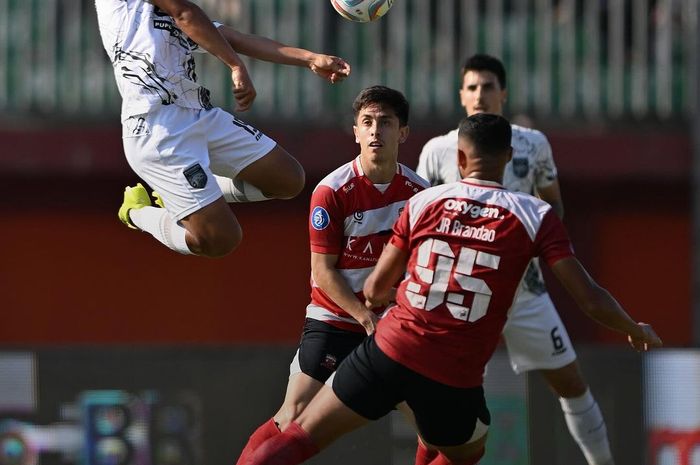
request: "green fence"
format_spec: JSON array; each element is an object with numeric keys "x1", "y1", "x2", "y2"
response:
[{"x1": 0, "y1": 0, "x2": 696, "y2": 123}]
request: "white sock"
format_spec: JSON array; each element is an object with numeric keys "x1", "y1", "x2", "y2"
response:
[
  {"x1": 129, "y1": 207, "x2": 192, "y2": 255},
  {"x1": 559, "y1": 389, "x2": 614, "y2": 465},
  {"x1": 215, "y1": 175, "x2": 270, "y2": 203}
]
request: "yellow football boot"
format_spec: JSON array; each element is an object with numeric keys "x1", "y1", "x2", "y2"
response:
[{"x1": 118, "y1": 183, "x2": 152, "y2": 229}]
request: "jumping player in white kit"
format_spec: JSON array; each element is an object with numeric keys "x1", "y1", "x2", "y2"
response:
[
  {"x1": 95, "y1": 0, "x2": 350, "y2": 257},
  {"x1": 234, "y1": 86, "x2": 428, "y2": 465},
  {"x1": 416, "y1": 54, "x2": 615, "y2": 465},
  {"x1": 236, "y1": 114, "x2": 662, "y2": 465}
]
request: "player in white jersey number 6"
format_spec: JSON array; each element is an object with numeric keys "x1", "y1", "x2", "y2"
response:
[
  {"x1": 237, "y1": 114, "x2": 661, "y2": 465},
  {"x1": 415, "y1": 54, "x2": 616, "y2": 465},
  {"x1": 95, "y1": 0, "x2": 350, "y2": 257}
]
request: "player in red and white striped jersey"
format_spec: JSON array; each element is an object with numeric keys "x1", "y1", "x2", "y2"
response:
[
  {"x1": 234, "y1": 86, "x2": 428, "y2": 465},
  {"x1": 307, "y1": 154, "x2": 426, "y2": 331},
  {"x1": 240, "y1": 114, "x2": 661, "y2": 465}
]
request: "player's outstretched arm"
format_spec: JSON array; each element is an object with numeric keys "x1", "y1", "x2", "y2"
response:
[
  {"x1": 151, "y1": 0, "x2": 256, "y2": 111},
  {"x1": 311, "y1": 252, "x2": 378, "y2": 335},
  {"x1": 217, "y1": 26, "x2": 351, "y2": 83},
  {"x1": 551, "y1": 257, "x2": 662, "y2": 351},
  {"x1": 364, "y1": 243, "x2": 409, "y2": 309}
]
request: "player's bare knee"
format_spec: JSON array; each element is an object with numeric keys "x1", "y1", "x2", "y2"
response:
[
  {"x1": 274, "y1": 404, "x2": 303, "y2": 431},
  {"x1": 542, "y1": 365, "x2": 588, "y2": 398},
  {"x1": 188, "y1": 228, "x2": 243, "y2": 258}
]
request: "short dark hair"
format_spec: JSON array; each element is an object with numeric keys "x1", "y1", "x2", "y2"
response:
[
  {"x1": 458, "y1": 113, "x2": 512, "y2": 158},
  {"x1": 461, "y1": 54, "x2": 507, "y2": 90},
  {"x1": 352, "y1": 85, "x2": 409, "y2": 127}
]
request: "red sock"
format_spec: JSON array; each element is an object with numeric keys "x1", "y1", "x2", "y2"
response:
[
  {"x1": 243, "y1": 422, "x2": 319, "y2": 465},
  {"x1": 415, "y1": 441, "x2": 439, "y2": 465},
  {"x1": 428, "y1": 447, "x2": 485, "y2": 465},
  {"x1": 236, "y1": 418, "x2": 281, "y2": 465}
]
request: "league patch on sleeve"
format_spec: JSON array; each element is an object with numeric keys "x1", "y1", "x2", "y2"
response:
[{"x1": 311, "y1": 206, "x2": 330, "y2": 230}]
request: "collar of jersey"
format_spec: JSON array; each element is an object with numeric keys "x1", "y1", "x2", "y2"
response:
[
  {"x1": 353, "y1": 155, "x2": 401, "y2": 178},
  {"x1": 460, "y1": 178, "x2": 505, "y2": 189}
]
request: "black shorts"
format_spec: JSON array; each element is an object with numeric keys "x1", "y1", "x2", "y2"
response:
[
  {"x1": 332, "y1": 336, "x2": 491, "y2": 447},
  {"x1": 296, "y1": 318, "x2": 367, "y2": 383}
]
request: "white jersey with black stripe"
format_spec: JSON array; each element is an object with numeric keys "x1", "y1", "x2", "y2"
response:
[{"x1": 95, "y1": 0, "x2": 215, "y2": 121}]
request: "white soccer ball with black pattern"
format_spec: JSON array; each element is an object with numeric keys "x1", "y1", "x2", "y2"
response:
[{"x1": 330, "y1": 0, "x2": 394, "y2": 22}]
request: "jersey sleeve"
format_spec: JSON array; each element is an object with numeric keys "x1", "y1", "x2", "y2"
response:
[
  {"x1": 309, "y1": 186, "x2": 344, "y2": 255},
  {"x1": 534, "y1": 135, "x2": 558, "y2": 189},
  {"x1": 389, "y1": 201, "x2": 411, "y2": 251},
  {"x1": 416, "y1": 142, "x2": 441, "y2": 186},
  {"x1": 533, "y1": 209, "x2": 575, "y2": 266}
]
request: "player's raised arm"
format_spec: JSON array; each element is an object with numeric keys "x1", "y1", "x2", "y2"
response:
[
  {"x1": 151, "y1": 0, "x2": 256, "y2": 111},
  {"x1": 364, "y1": 243, "x2": 409, "y2": 309},
  {"x1": 217, "y1": 26, "x2": 351, "y2": 83},
  {"x1": 550, "y1": 257, "x2": 662, "y2": 351}
]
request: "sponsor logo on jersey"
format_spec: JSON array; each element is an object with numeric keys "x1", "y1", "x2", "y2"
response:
[
  {"x1": 443, "y1": 199, "x2": 500, "y2": 219},
  {"x1": 183, "y1": 163, "x2": 207, "y2": 189},
  {"x1": 343, "y1": 183, "x2": 355, "y2": 194},
  {"x1": 353, "y1": 211, "x2": 364, "y2": 223},
  {"x1": 311, "y1": 206, "x2": 330, "y2": 230},
  {"x1": 512, "y1": 158, "x2": 529, "y2": 178}
]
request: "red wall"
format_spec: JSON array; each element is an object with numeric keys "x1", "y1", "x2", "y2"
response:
[{"x1": 0, "y1": 126, "x2": 692, "y2": 345}]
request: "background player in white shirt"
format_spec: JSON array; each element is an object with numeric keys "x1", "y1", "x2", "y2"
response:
[
  {"x1": 237, "y1": 114, "x2": 662, "y2": 465},
  {"x1": 416, "y1": 54, "x2": 614, "y2": 465},
  {"x1": 95, "y1": 0, "x2": 350, "y2": 257},
  {"x1": 234, "y1": 86, "x2": 428, "y2": 465}
]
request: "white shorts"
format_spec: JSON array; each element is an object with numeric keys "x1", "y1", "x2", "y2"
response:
[
  {"x1": 502, "y1": 292, "x2": 577, "y2": 374},
  {"x1": 122, "y1": 105, "x2": 276, "y2": 220}
]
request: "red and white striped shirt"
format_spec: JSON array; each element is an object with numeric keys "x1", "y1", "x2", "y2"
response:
[
  {"x1": 375, "y1": 178, "x2": 574, "y2": 387},
  {"x1": 307, "y1": 156, "x2": 429, "y2": 332}
]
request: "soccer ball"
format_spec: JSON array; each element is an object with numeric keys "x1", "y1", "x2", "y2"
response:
[{"x1": 330, "y1": 0, "x2": 394, "y2": 22}]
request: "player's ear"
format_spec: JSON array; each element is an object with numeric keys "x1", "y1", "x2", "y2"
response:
[
  {"x1": 506, "y1": 146, "x2": 513, "y2": 162},
  {"x1": 398, "y1": 125, "x2": 409, "y2": 144},
  {"x1": 353, "y1": 125, "x2": 360, "y2": 144},
  {"x1": 457, "y1": 149, "x2": 468, "y2": 179},
  {"x1": 457, "y1": 149, "x2": 468, "y2": 169}
]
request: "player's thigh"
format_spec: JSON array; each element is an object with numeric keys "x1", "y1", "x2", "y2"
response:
[
  {"x1": 206, "y1": 109, "x2": 303, "y2": 197},
  {"x1": 502, "y1": 293, "x2": 577, "y2": 374},
  {"x1": 405, "y1": 378, "x2": 490, "y2": 449},
  {"x1": 331, "y1": 336, "x2": 403, "y2": 422},
  {"x1": 295, "y1": 384, "x2": 370, "y2": 450},
  {"x1": 122, "y1": 107, "x2": 222, "y2": 221},
  {"x1": 290, "y1": 319, "x2": 367, "y2": 383}
]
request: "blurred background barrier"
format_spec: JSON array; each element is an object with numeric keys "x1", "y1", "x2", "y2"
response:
[
  {"x1": 1, "y1": 348, "x2": 692, "y2": 465},
  {"x1": 0, "y1": 0, "x2": 697, "y2": 121}
]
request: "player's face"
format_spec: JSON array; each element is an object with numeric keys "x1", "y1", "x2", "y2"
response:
[
  {"x1": 353, "y1": 104, "x2": 408, "y2": 163},
  {"x1": 460, "y1": 70, "x2": 507, "y2": 116}
]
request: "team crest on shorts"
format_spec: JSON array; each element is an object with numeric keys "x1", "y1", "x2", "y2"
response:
[
  {"x1": 512, "y1": 158, "x2": 529, "y2": 178},
  {"x1": 311, "y1": 206, "x2": 330, "y2": 230},
  {"x1": 320, "y1": 353, "x2": 337, "y2": 370},
  {"x1": 183, "y1": 163, "x2": 208, "y2": 189}
]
